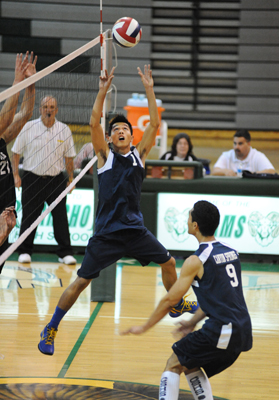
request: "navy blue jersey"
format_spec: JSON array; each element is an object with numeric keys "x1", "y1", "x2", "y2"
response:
[
  {"x1": 192, "y1": 241, "x2": 252, "y2": 352},
  {"x1": 94, "y1": 148, "x2": 145, "y2": 235},
  {"x1": 0, "y1": 138, "x2": 16, "y2": 213}
]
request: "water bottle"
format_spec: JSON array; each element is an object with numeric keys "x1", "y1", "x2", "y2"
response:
[
  {"x1": 237, "y1": 162, "x2": 243, "y2": 177},
  {"x1": 127, "y1": 93, "x2": 162, "y2": 107}
]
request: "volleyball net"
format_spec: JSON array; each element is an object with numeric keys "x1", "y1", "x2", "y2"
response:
[{"x1": 0, "y1": 30, "x2": 113, "y2": 266}]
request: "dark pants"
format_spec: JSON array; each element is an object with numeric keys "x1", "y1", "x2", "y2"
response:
[
  {"x1": 18, "y1": 171, "x2": 73, "y2": 258},
  {"x1": 0, "y1": 238, "x2": 9, "y2": 273}
]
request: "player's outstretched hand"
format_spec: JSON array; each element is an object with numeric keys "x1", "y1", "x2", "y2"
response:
[
  {"x1": 172, "y1": 320, "x2": 196, "y2": 339},
  {"x1": 25, "y1": 51, "x2": 37, "y2": 78},
  {"x1": 13, "y1": 52, "x2": 30, "y2": 85},
  {"x1": 120, "y1": 325, "x2": 146, "y2": 335},
  {"x1": 99, "y1": 67, "x2": 115, "y2": 92},
  {"x1": 137, "y1": 64, "x2": 154, "y2": 89},
  {"x1": 0, "y1": 206, "x2": 16, "y2": 246},
  {"x1": 1, "y1": 206, "x2": 16, "y2": 228}
]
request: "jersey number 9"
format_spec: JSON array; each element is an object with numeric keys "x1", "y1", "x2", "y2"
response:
[{"x1": 226, "y1": 264, "x2": 239, "y2": 287}]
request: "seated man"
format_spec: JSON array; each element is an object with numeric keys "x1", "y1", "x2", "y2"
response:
[{"x1": 211, "y1": 129, "x2": 276, "y2": 176}]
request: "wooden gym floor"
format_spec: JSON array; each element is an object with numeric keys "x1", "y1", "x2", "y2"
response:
[{"x1": 0, "y1": 255, "x2": 278, "y2": 399}]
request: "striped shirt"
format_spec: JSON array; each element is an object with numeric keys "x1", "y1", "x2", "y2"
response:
[{"x1": 11, "y1": 117, "x2": 76, "y2": 176}]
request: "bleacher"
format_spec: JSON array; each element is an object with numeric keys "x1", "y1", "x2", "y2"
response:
[
  {"x1": 151, "y1": 0, "x2": 240, "y2": 129},
  {"x1": 0, "y1": 0, "x2": 279, "y2": 134}
]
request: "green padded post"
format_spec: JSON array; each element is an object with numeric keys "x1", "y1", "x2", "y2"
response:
[
  {"x1": 91, "y1": 263, "x2": 116, "y2": 302},
  {"x1": 91, "y1": 160, "x2": 116, "y2": 302}
]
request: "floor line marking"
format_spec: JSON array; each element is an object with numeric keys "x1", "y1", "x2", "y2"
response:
[{"x1": 57, "y1": 302, "x2": 103, "y2": 378}]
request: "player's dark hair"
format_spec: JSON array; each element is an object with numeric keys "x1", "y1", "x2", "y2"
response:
[
  {"x1": 191, "y1": 200, "x2": 220, "y2": 236},
  {"x1": 234, "y1": 129, "x2": 251, "y2": 142},
  {"x1": 170, "y1": 132, "x2": 194, "y2": 159},
  {"x1": 108, "y1": 114, "x2": 133, "y2": 136}
]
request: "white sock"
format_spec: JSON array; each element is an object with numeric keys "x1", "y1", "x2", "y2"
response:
[
  {"x1": 186, "y1": 369, "x2": 213, "y2": 400},
  {"x1": 159, "y1": 371, "x2": 180, "y2": 400}
]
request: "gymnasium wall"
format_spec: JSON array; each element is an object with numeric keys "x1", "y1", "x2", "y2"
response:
[
  {"x1": 236, "y1": 0, "x2": 279, "y2": 129},
  {"x1": 0, "y1": 0, "x2": 152, "y2": 122},
  {"x1": 1, "y1": 1, "x2": 279, "y2": 131}
]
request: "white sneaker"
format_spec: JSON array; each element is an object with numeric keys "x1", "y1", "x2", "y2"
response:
[
  {"x1": 58, "y1": 255, "x2": 77, "y2": 265},
  {"x1": 18, "y1": 253, "x2": 31, "y2": 263}
]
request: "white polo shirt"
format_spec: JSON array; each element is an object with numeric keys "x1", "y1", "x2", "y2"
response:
[
  {"x1": 213, "y1": 147, "x2": 275, "y2": 173},
  {"x1": 12, "y1": 117, "x2": 76, "y2": 176}
]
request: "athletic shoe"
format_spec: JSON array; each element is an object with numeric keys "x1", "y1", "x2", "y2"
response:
[
  {"x1": 18, "y1": 253, "x2": 31, "y2": 263},
  {"x1": 58, "y1": 255, "x2": 77, "y2": 265},
  {"x1": 38, "y1": 324, "x2": 57, "y2": 356},
  {"x1": 169, "y1": 296, "x2": 199, "y2": 317}
]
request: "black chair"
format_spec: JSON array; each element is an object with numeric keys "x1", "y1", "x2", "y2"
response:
[{"x1": 197, "y1": 158, "x2": 211, "y2": 175}]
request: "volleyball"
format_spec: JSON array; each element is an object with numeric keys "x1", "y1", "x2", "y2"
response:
[{"x1": 112, "y1": 17, "x2": 142, "y2": 48}]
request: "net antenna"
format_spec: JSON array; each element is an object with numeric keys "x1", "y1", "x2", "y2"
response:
[
  {"x1": 100, "y1": 1, "x2": 115, "y2": 131},
  {"x1": 0, "y1": 30, "x2": 113, "y2": 266},
  {"x1": 100, "y1": 0, "x2": 106, "y2": 133}
]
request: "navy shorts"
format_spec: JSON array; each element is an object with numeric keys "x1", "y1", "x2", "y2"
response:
[
  {"x1": 172, "y1": 329, "x2": 241, "y2": 378},
  {"x1": 77, "y1": 227, "x2": 172, "y2": 279}
]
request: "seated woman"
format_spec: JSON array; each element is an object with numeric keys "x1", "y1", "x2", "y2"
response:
[
  {"x1": 160, "y1": 132, "x2": 198, "y2": 161},
  {"x1": 160, "y1": 132, "x2": 210, "y2": 174}
]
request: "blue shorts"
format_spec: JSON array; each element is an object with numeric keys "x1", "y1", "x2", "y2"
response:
[
  {"x1": 77, "y1": 228, "x2": 172, "y2": 279},
  {"x1": 172, "y1": 329, "x2": 241, "y2": 378}
]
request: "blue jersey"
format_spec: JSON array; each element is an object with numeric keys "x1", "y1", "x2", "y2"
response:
[
  {"x1": 94, "y1": 148, "x2": 145, "y2": 235},
  {"x1": 192, "y1": 241, "x2": 252, "y2": 352}
]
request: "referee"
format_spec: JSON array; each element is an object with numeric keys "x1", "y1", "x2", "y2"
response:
[{"x1": 12, "y1": 95, "x2": 76, "y2": 265}]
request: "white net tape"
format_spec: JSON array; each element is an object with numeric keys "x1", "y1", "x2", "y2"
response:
[{"x1": 0, "y1": 36, "x2": 100, "y2": 103}]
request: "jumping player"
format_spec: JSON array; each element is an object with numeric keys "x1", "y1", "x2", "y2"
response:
[
  {"x1": 0, "y1": 51, "x2": 37, "y2": 273},
  {"x1": 122, "y1": 200, "x2": 252, "y2": 400},
  {"x1": 38, "y1": 65, "x2": 197, "y2": 356}
]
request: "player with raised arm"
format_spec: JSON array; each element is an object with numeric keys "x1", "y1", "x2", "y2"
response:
[
  {"x1": 0, "y1": 53, "x2": 31, "y2": 134},
  {"x1": 38, "y1": 65, "x2": 197, "y2": 356},
  {"x1": 0, "y1": 51, "x2": 37, "y2": 273},
  {"x1": 122, "y1": 200, "x2": 252, "y2": 400}
]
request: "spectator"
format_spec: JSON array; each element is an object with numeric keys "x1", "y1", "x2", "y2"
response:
[
  {"x1": 0, "y1": 51, "x2": 36, "y2": 273},
  {"x1": 160, "y1": 133, "x2": 198, "y2": 162},
  {"x1": 211, "y1": 129, "x2": 275, "y2": 176},
  {"x1": 160, "y1": 133, "x2": 210, "y2": 175},
  {"x1": 12, "y1": 95, "x2": 77, "y2": 265}
]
